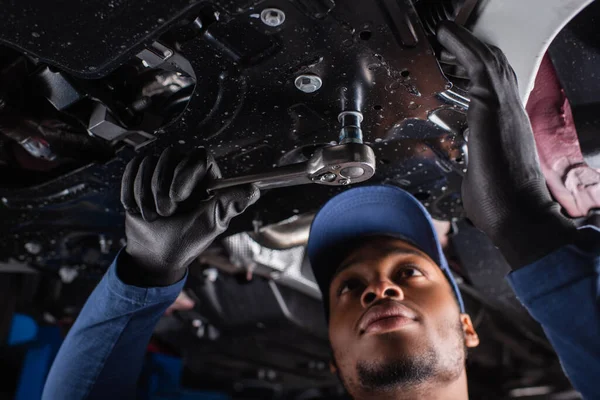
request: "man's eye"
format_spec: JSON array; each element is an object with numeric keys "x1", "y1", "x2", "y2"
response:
[
  {"x1": 397, "y1": 267, "x2": 424, "y2": 279},
  {"x1": 338, "y1": 278, "x2": 362, "y2": 296}
]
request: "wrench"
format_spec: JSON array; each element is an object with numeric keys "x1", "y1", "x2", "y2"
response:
[
  {"x1": 208, "y1": 111, "x2": 376, "y2": 191},
  {"x1": 208, "y1": 142, "x2": 376, "y2": 191}
]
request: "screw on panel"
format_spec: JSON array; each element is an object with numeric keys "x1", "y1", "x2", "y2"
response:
[
  {"x1": 99, "y1": 234, "x2": 110, "y2": 254},
  {"x1": 295, "y1": 75, "x2": 323, "y2": 93},
  {"x1": 203, "y1": 268, "x2": 219, "y2": 282},
  {"x1": 24, "y1": 241, "x2": 42, "y2": 255},
  {"x1": 192, "y1": 319, "x2": 203, "y2": 328},
  {"x1": 59, "y1": 267, "x2": 79, "y2": 284},
  {"x1": 192, "y1": 319, "x2": 205, "y2": 338},
  {"x1": 261, "y1": 8, "x2": 286, "y2": 27}
]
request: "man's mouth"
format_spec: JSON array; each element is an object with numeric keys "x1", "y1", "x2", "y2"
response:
[{"x1": 358, "y1": 301, "x2": 418, "y2": 335}]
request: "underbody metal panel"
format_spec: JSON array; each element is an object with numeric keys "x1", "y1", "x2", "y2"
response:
[{"x1": 0, "y1": 0, "x2": 468, "y2": 271}]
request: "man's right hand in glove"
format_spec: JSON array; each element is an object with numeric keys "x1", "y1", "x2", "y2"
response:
[
  {"x1": 119, "y1": 147, "x2": 259, "y2": 287},
  {"x1": 437, "y1": 21, "x2": 576, "y2": 268}
]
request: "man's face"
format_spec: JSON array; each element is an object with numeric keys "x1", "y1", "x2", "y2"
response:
[{"x1": 328, "y1": 236, "x2": 479, "y2": 397}]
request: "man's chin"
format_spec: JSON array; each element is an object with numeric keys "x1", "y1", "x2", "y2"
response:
[{"x1": 356, "y1": 349, "x2": 437, "y2": 391}]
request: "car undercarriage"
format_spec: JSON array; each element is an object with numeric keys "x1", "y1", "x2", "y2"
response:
[{"x1": 1, "y1": 0, "x2": 599, "y2": 399}]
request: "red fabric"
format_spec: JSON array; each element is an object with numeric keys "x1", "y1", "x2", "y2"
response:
[{"x1": 526, "y1": 54, "x2": 600, "y2": 217}]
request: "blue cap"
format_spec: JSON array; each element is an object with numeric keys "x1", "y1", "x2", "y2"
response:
[{"x1": 307, "y1": 185, "x2": 465, "y2": 315}]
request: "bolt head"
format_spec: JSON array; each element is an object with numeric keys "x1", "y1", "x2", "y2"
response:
[
  {"x1": 203, "y1": 268, "x2": 219, "y2": 282},
  {"x1": 338, "y1": 179, "x2": 350, "y2": 185},
  {"x1": 58, "y1": 267, "x2": 79, "y2": 284},
  {"x1": 295, "y1": 75, "x2": 322, "y2": 93},
  {"x1": 24, "y1": 241, "x2": 42, "y2": 255},
  {"x1": 192, "y1": 319, "x2": 203, "y2": 328},
  {"x1": 261, "y1": 8, "x2": 285, "y2": 27},
  {"x1": 196, "y1": 326, "x2": 205, "y2": 338}
]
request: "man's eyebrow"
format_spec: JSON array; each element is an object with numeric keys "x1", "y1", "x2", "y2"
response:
[{"x1": 335, "y1": 246, "x2": 427, "y2": 276}]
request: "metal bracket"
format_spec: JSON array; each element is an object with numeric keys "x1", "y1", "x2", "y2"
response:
[
  {"x1": 137, "y1": 42, "x2": 173, "y2": 68},
  {"x1": 87, "y1": 103, "x2": 156, "y2": 149}
]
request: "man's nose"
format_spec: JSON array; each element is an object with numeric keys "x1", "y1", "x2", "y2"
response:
[{"x1": 361, "y1": 280, "x2": 403, "y2": 307}]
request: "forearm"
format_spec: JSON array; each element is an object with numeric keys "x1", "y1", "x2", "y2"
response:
[
  {"x1": 42, "y1": 250, "x2": 186, "y2": 400},
  {"x1": 506, "y1": 226, "x2": 600, "y2": 399}
]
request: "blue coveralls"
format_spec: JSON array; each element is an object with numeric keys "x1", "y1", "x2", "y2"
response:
[{"x1": 42, "y1": 226, "x2": 600, "y2": 399}]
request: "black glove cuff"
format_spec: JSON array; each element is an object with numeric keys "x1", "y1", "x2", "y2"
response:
[
  {"x1": 493, "y1": 214, "x2": 577, "y2": 270},
  {"x1": 117, "y1": 250, "x2": 187, "y2": 287}
]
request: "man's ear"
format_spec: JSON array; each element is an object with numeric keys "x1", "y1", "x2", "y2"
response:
[{"x1": 460, "y1": 313, "x2": 480, "y2": 348}]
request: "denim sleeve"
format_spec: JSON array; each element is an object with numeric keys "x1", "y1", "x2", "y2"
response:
[
  {"x1": 506, "y1": 227, "x2": 600, "y2": 400},
  {"x1": 42, "y1": 250, "x2": 187, "y2": 400}
]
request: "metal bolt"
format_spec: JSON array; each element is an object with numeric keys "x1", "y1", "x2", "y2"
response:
[
  {"x1": 295, "y1": 74, "x2": 322, "y2": 93},
  {"x1": 59, "y1": 267, "x2": 79, "y2": 284},
  {"x1": 192, "y1": 319, "x2": 205, "y2": 338},
  {"x1": 261, "y1": 8, "x2": 286, "y2": 27},
  {"x1": 207, "y1": 325, "x2": 220, "y2": 340},
  {"x1": 25, "y1": 241, "x2": 42, "y2": 255},
  {"x1": 19, "y1": 137, "x2": 56, "y2": 161},
  {"x1": 203, "y1": 268, "x2": 218, "y2": 282},
  {"x1": 331, "y1": 165, "x2": 341, "y2": 171},
  {"x1": 338, "y1": 179, "x2": 350, "y2": 185},
  {"x1": 196, "y1": 325, "x2": 205, "y2": 338},
  {"x1": 99, "y1": 235, "x2": 110, "y2": 254},
  {"x1": 318, "y1": 172, "x2": 337, "y2": 182}
]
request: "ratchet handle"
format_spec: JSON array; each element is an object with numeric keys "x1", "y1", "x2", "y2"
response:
[
  {"x1": 207, "y1": 143, "x2": 377, "y2": 192},
  {"x1": 208, "y1": 162, "x2": 310, "y2": 192}
]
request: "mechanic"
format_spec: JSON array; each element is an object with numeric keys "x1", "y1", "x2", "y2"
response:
[{"x1": 42, "y1": 22, "x2": 599, "y2": 400}]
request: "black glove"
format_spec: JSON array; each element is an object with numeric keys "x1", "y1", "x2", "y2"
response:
[
  {"x1": 120, "y1": 147, "x2": 259, "y2": 286},
  {"x1": 437, "y1": 21, "x2": 576, "y2": 268},
  {"x1": 437, "y1": 44, "x2": 470, "y2": 92}
]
